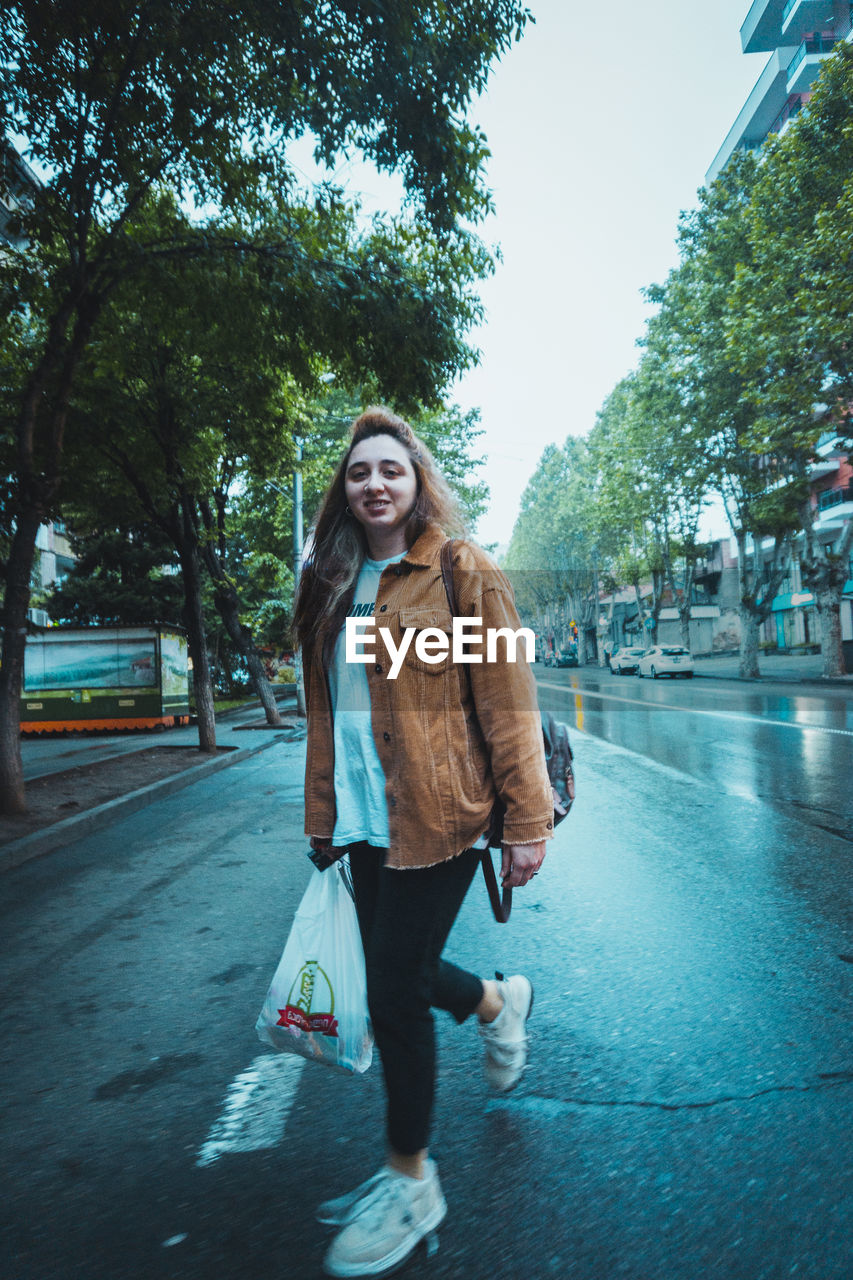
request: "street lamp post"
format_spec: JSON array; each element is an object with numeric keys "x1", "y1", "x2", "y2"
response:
[
  {"x1": 292, "y1": 436, "x2": 306, "y2": 716},
  {"x1": 292, "y1": 436, "x2": 304, "y2": 580}
]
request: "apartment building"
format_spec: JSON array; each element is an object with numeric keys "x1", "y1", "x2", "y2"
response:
[
  {"x1": 0, "y1": 137, "x2": 40, "y2": 249},
  {"x1": 707, "y1": 0, "x2": 853, "y2": 181}
]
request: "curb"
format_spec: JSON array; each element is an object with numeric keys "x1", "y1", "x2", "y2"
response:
[
  {"x1": 1, "y1": 733, "x2": 295, "y2": 875},
  {"x1": 693, "y1": 669, "x2": 853, "y2": 687},
  {"x1": 570, "y1": 665, "x2": 853, "y2": 687}
]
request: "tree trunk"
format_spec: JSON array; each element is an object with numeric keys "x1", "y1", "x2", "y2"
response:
[
  {"x1": 734, "y1": 528, "x2": 760, "y2": 678},
  {"x1": 177, "y1": 536, "x2": 216, "y2": 753},
  {"x1": 648, "y1": 567, "x2": 665, "y2": 646},
  {"x1": 739, "y1": 608, "x2": 761, "y2": 679},
  {"x1": 0, "y1": 505, "x2": 42, "y2": 814},
  {"x1": 815, "y1": 589, "x2": 846, "y2": 677},
  {"x1": 631, "y1": 578, "x2": 647, "y2": 645},
  {"x1": 679, "y1": 606, "x2": 691, "y2": 651},
  {"x1": 799, "y1": 513, "x2": 852, "y2": 679},
  {"x1": 213, "y1": 586, "x2": 282, "y2": 726},
  {"x1": 196, "y1": 493, "x2": 283, "y2": 726}
]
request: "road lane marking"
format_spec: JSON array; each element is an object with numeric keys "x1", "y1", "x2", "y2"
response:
[
  {"x1": 536, "y1": 681, "x2": 853, "y2": 738},
  {"x1": 196, "y1": 1053, "x2": 304, "y2": 1167}
]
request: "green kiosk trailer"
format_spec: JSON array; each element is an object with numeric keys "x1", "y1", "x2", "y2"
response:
[{"x1": 21, "y1": 626, "x2": 190, "y2": 733}]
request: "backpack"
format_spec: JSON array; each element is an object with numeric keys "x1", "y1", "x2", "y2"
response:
[{"x1": 440, "y1": 540, "x2": 575, "y2": 921}]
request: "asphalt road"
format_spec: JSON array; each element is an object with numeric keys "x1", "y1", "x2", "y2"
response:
[
  {"x1": 536, "y1": 665, "x2": 853, "y2": 845},
  {"x1": 1, "y1": 688, "x2": 851, "y2": 1279}
]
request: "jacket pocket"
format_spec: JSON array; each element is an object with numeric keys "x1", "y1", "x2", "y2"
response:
[{"x1": 397, "y1": 608, "x2": 454, "y2": 676}]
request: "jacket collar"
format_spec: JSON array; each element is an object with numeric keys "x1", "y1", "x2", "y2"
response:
[{"x1": 402, "y1": 521, "x2": 448, "y2": 568}]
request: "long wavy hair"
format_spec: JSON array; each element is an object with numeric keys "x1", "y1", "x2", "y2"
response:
[{"x1": 293, "y1": 406, "x2": 465, "y2": 653}]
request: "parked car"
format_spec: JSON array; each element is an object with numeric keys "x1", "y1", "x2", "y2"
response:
[
  {"x1": 554, "y1": 648, "x2": 579, "y2": 668},
  {"x1": 637, "y1": 644, "x2": 695, "y2": 678},
  {"x1": 610, "y1": 645, "x2": 646, "y2": 674}
]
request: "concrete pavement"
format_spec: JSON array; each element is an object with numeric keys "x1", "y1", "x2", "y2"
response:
[
  {"x1": 20, "y1": 686, "x2": 301, "y2": 783},
  {"x1": 598, "y1": 650, "x2": 852, "y2": 685},
  {"x1": 690, "y1": 650, "x2": 853, "y2": 685},
  {"x1": 2, "y1": 690, "x2": 304, "y2": 873}
]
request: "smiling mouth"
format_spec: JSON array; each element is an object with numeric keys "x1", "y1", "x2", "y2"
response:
[{"x1": 363, "y1": 500, "x2": 389, "y2": 511}]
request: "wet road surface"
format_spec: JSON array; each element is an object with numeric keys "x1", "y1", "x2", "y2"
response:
[
  {"x1": 536, "y1": 666, "x2": 853, "y2": 844},
  {"x1": 0, "y1": 703, "x2": 851, "y2": 1279}
]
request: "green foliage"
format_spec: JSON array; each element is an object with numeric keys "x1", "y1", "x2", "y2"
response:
[
  {"x1": 728, "y1": 46, "x2": 853, "y2": 447},
  {"x1": 0, "y1": 0, "x2": 536, "y2": 799},
  {"x1": 1, "y1": 0, "x2": 532, "y2": 235},
  {"x1": 55, "y1": 190, "x2": 493, "y2": 667},
  {"x1": 503, "y1": 438, "x2": 604, "y2": 637},
  {"x1": 46, "y1": 526, "x2": 183, "y2": 626}
]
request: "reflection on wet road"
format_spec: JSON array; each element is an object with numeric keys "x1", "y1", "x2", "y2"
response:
[{"x1": 536, "y1": 669, "x2": 853, "y2": 842}]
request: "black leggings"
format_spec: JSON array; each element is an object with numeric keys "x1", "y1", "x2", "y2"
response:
[{"x1": 348, "y1": 843, "x2": 484, "y2": 1156}]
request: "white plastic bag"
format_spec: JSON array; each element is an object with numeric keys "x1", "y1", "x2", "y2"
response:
[{"x1": 255, "y1": 858, "x2": 373, "y2": 1073}]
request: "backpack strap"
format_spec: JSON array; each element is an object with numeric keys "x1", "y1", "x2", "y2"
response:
[{"x1": 440, "y1": 538, "x2": 511, "y2": 924}]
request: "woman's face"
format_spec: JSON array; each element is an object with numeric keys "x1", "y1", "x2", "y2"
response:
[{"x1": 344, "y1": 434, "x2": 418, "y2": 547}]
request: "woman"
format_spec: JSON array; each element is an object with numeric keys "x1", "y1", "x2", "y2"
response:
[{"x1": 293, "y1": 407, "x2": 554, "y2": 1278}]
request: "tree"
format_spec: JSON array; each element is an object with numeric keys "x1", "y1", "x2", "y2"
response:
[
  {"x1": 60, "y1": 197, "x2": 300, "y2": 746},
  {"x1": 46, "y1": 524, "x2": 183, "y2": 626},
  {"x1": 726, "y1": 45, "x2": 853, "y2": 675},
  {"x1": 652, "y1": 156, "x2": 799, "y2": 677},
  {"x1": 0, "y1": 0, "x2": 532, "y2": 809},
  {"x1": 587, "y1": 376, "x2": 665, "y2": 648},
  {"x1": 624, "y1": 333, "x2": 713, "y2": 650},
  {"x1": 505, "y1": 439, "x2": 603, "y2": 663},
  {"x1": 62, "y1": 188, "x2": 494, "y2": 743}
]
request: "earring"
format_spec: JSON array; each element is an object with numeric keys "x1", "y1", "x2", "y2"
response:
[{"x1": 345, "y1": 506, "x2": 352, "y2": 516}]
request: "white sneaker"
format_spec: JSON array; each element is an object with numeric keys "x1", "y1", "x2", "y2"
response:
[
  {"x1": 322, "y1": 1162, "x2": 446, "y2": 1277},
  {"x1": 479, "y1": 972, "x2": 534, "y2": 1092},
  {"x1": 316, "y1": 1167, "x2": 393, "y2": 1227}
]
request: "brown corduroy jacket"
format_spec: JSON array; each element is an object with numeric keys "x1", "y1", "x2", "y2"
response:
[{"x1": 302, "y1": 523, "x2": 554, "y2": 868}]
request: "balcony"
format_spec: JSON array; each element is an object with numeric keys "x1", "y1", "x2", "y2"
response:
[
  {"x1": 818, "y1": 484, "x2": 853, "y2": 510},
  {"x1": 809, "y1": 457, "x2": 841, "y2": 479},
  {"x1": 707, "y1": 45, "x2": 799, "y2": 182},
  {"x1": 770, "y1": 92, "x2": 807, "y2": 135},
  {"x1": 815, "y1": 483, "x2": 853, "y2": 527},
  {"x1": 783, "y1": 0, "x2": 844, "y2": 38},
  {"x1": 742, "y1": 0, "x2": 790, "y2": 53},
  {"x1": 787, "y1": 35, "x2": 840, "y2": 93},
  {"x1": 744, "y1": 0, "x2": 853, "y2": 50}
]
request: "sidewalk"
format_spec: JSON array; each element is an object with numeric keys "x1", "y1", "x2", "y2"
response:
[
  {"x1": 3, "y1": 689, "x2": 304, "y2": 872},
  {"x1": 20, "y1": 687, "x2": 300, "y2": 782},
  {"x1": 691, "y1": 651, "x2": 853, "y2": 685}
]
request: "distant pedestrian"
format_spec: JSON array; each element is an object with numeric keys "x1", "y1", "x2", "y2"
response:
[{"x1": 292, "y1": 406, "x2": 553, "y2": 1277}]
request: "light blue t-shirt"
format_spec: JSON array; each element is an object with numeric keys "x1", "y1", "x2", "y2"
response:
[{"x1": 328, "y1": 552, "x2": 406, "y2": 848}]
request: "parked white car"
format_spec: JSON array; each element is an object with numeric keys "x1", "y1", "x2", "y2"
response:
[
  {"x1": 610, "y1": 645, "x2": 647, "y2": 674},
  {"x1": 637, "y1": 645, "x2": 695, "y2": 679}
]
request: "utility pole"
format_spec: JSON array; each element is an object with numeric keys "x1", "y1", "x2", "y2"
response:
[{"x1": 293, "y1": 437, "x2": 306, "y2": 717}]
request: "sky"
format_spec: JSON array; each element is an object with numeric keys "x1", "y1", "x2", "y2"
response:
[
  {"x1": 291, "y1": 1, "x2": 767, "y2": 548},
  {"x1": 448, "y1": 0, "x2": 766, "y2": 548}
]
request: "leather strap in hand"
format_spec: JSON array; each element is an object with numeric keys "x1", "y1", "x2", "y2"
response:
[{"x1": 441, "y1": 538, "x2": 511, "y2": 923}]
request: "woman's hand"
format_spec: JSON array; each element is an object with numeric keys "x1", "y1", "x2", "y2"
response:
[
  {"x1": 310, "y1": 836, "x2": 333, "y2": 852},
  {"x1": 501, "y1": 842, "x2": 546, "y2": 888}
]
